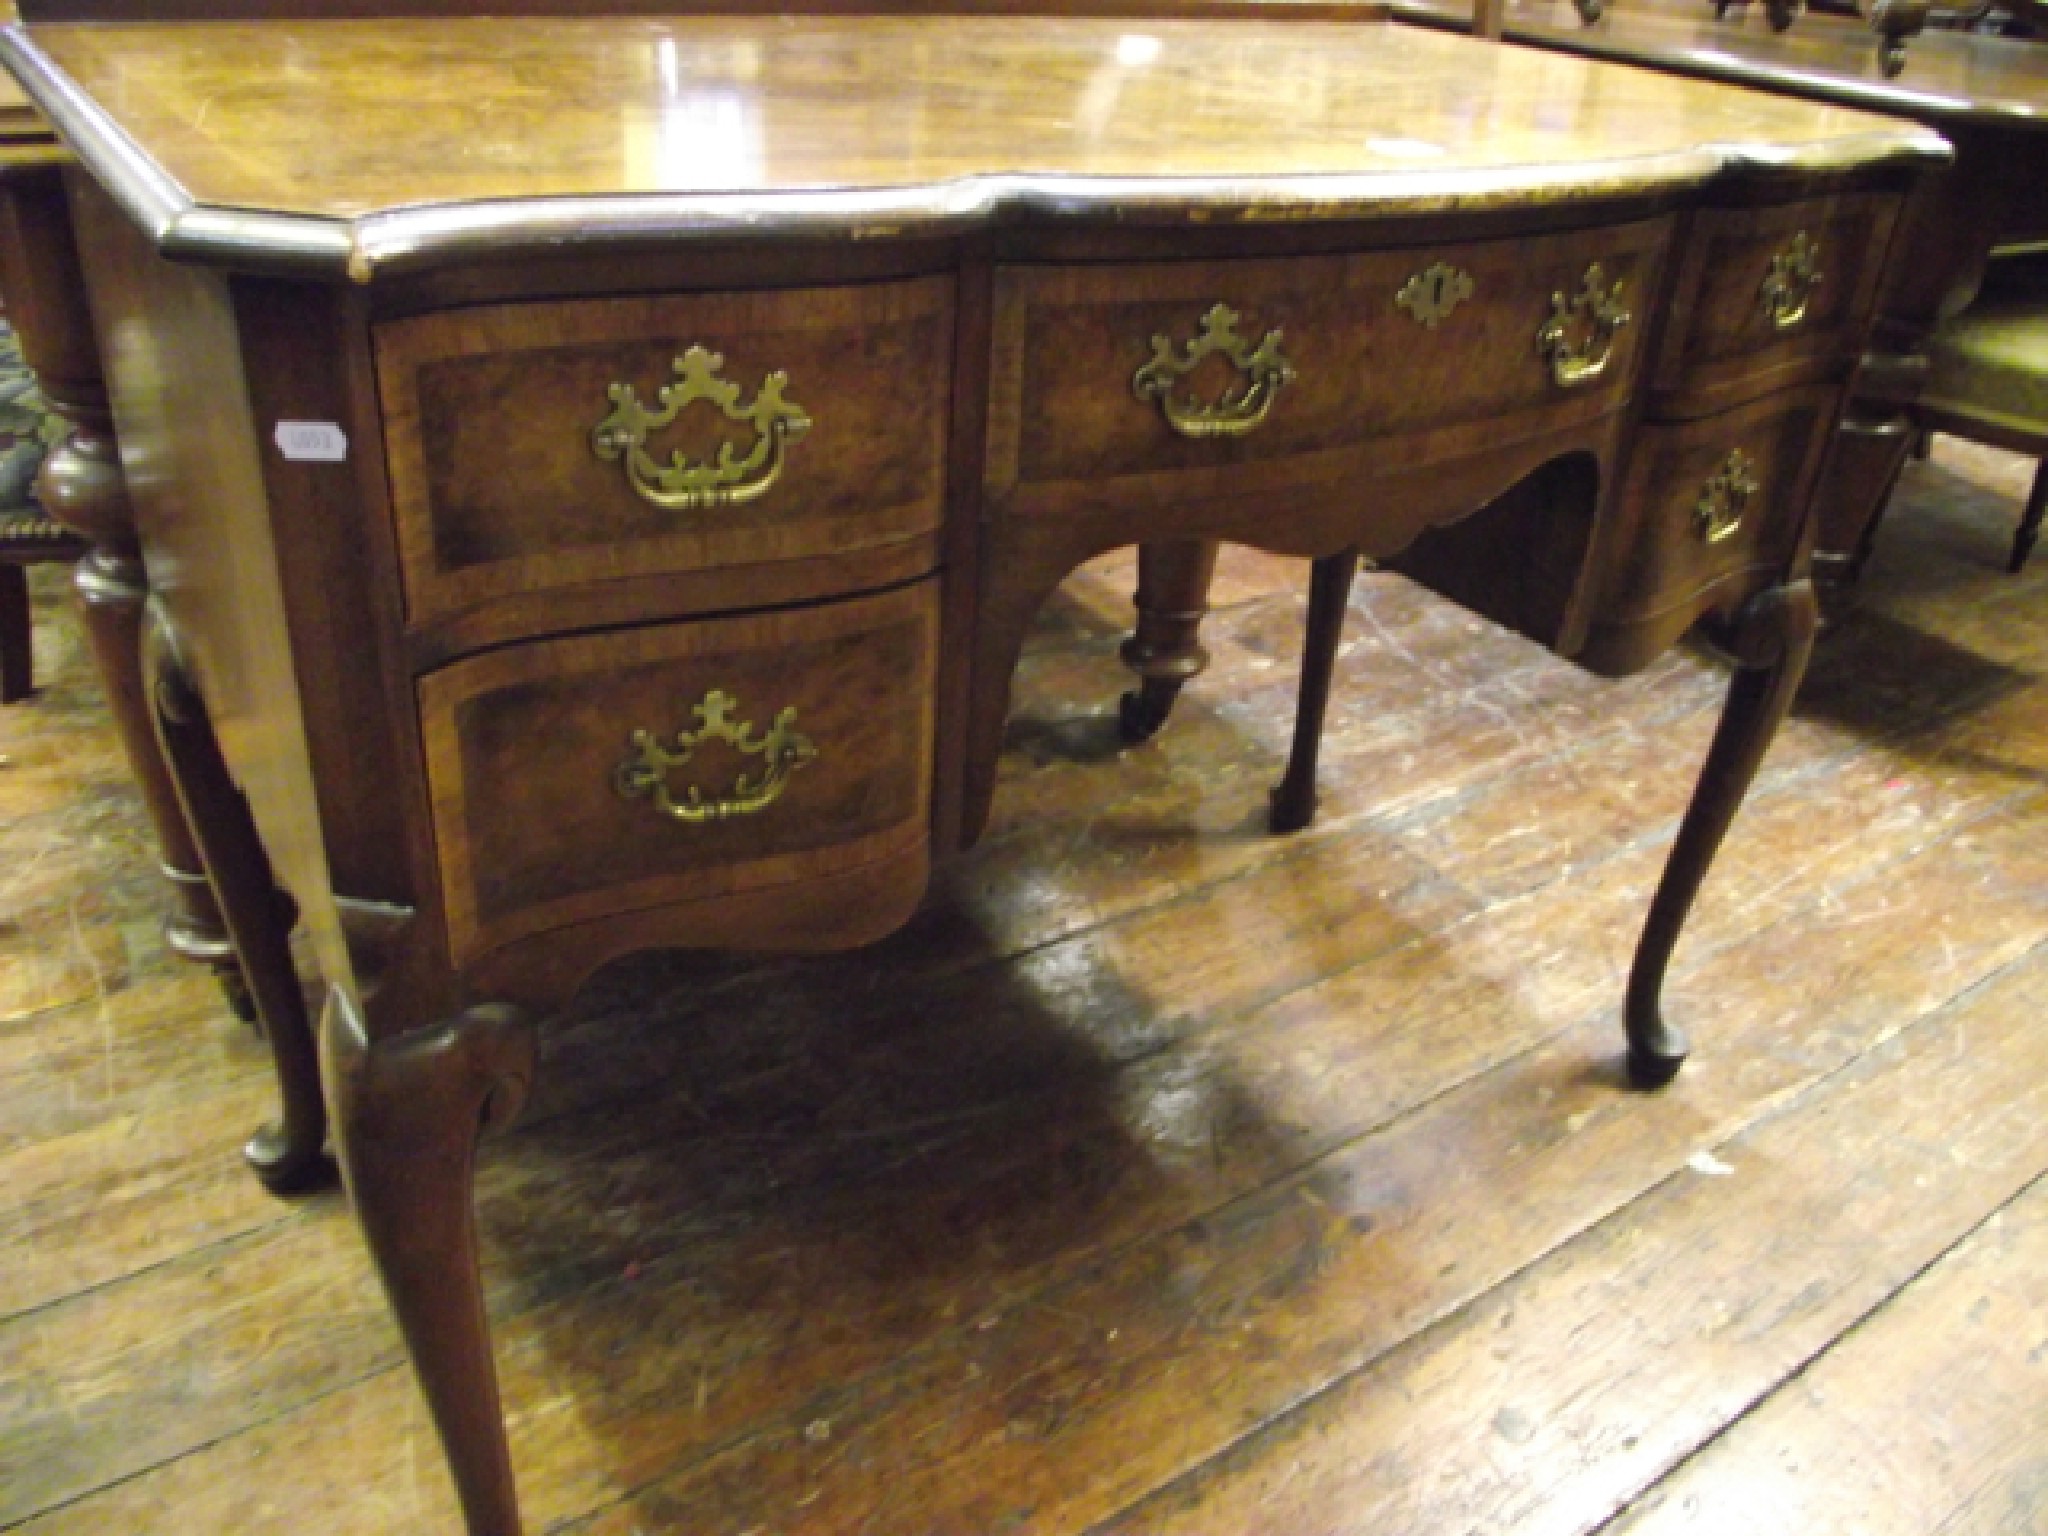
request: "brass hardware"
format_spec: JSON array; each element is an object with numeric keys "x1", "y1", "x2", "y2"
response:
[
  {"x1": 1759, "y1": 231, "x2": 1824, "y2": 332},
  {"x1": 1132, "y1": 303, "x2": 1296, "y2": 439},
  {"x1": 1395, "y1": 263, "x2": 1476, "y2": 329},
  {"x1": 1693, "y1": 449, "x2": 1760, "y2": 545},
  {"x1": 591, "y1": 346, "x2": 812, "y2": 511},
  {"x1": 1536, "y1": 263, "x2": 1631, "y2": 389},
  {"x1": 614, "y1": 688, "x2": 817, "y2": 823}
]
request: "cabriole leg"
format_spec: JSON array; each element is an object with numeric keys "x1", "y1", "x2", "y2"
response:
[
  {"x1": 324, "y1": 992, "x2": 537, "y2": 1536},
  {"x1": 2009, "y1": 459, "x2": 2046, "y2": 575},
  {"x1": 1626, "y1": 580, "x2": 1819, "y2": 1087},
  {"x1": 1119, "y1": 538, "x2": 1220, "y2": 742},
  {"x1": 141, "y1": 604, "x2": 328, "y2": 1190},
  {"x1": 1270, "y1": 547, "x2": 1360, "y2": 835}
]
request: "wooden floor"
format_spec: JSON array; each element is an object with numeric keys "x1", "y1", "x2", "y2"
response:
[{"x1": 5, "y1": 440, "x2": 2047, "y2": 1535}]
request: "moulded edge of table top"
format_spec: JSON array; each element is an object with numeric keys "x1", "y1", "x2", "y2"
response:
[{"x1": 0, "y1": 14, "x2": 1950, "y2": 282}]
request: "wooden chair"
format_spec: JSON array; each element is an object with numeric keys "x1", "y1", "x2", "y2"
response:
[
  {"x1": 1917, "y1": 251, "x2": 2048, "y2": 573},
  {"x1": 0, "y1": 322, "x2": 80, "y2": 702}
]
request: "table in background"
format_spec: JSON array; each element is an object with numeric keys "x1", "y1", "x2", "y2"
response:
[{"x1": 1397, "y1": 0, "x2": 2048, "y2": 586}]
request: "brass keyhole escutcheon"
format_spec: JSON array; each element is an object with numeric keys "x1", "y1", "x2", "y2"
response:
[{"x1": 1396, "y1": 262, "x2": 1475, "y2": 329}]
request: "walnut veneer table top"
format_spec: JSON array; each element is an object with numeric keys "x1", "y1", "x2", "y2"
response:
[{"x1": 2, "y1": 15, "x2": 1942, "y2": 277}]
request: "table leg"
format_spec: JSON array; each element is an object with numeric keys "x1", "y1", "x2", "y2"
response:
[
  {"x1": 0, "y1": 162, "x2": 249, "y2": 1018},
  {"x1": 142, "y1": 605, "x2": 329, "y2": 1192},
  {"x1": 1118, "y1": 538, "x2": 1219, "y2": 742},
  {"x1": 1270, "y1": 547, "x2": 1359, "y2": 835},
  {"x1": 324, "y1": 992, "x2": 537, "y2": 1536},
  {"x1": 2008, "y1": 459, "x2": 2045, "y2": 575},
  {"x1": 1625, "y1": 579, "x2": 1818, "y2": 1087}
]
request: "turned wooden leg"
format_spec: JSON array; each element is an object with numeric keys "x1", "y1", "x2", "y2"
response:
[
  {"x1": 1270, "y1": 547, "x2": 1359, "y2": 835},
  {"x1": 142, "y1": 605, "x2": 328, "y2": 1191},
  {"x1": 1119, "y1": 538, "x2": 1220, "y2": 742},
  {"x1": 1626, "y1": 580, "x2": 1819, "y2": 1087},
  {"x1": 2010, "y1": 459, "x2": 2046, "y2": 575},
  {"x1": 324, "y1": 991, "x2": 537, "y2": 1536},
  {"x1": 0, "y1": 161, "x2": 249, "y2": 1018},
  {"x1": 0, "y1": 563, "x2": 28, "y2": 702}
]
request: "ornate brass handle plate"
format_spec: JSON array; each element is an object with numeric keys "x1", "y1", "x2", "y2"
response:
[
  {"x1": 1759, "y1": 232, "x2": 1824, "y2": 332},
  {"x1": 1693, "y1": 449, "x2": 1760, "y2": 545},
  {"x1": 1396, "y1": 263, "x2": 1476, "y2": 329},
  {"x1": 1537, "y1": 264, "x2": 1631, "y2": 389},
  {"x1": 1132, "y1": 303, "x2": 1296, "y2": 439},
  {"x1": 614, "y1": 689, "x2": 817, "y2": 824},
  {"x1": 591, "y1": 346, "x2": 812, "y2": 511}
]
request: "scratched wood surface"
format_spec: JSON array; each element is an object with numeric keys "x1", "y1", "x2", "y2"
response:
[{"x1": 3, "y1": 435, "x2": 2046, "y2": 1534}]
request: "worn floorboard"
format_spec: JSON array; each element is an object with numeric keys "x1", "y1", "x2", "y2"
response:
[{"x1": 2, "y1": 437, "x2": 2044, "y2": 1534}]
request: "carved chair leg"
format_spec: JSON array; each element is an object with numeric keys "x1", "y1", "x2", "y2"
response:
[
  {"x1": 141, "y1": 605, "x2": 328, "y2": 1191},
  {"x1": 2010, "y1": 458, "x2": 2046, "y2": 575},
  {"x1": 324, "y1": 993, "x2": 537, "y2": 1536},
  {"x1": 1119, "y1": 538, "x2": 1220, "y2": 742},
  {"x1": 0, "y1": 161, "x2": 248, "y2": 1017},
  {"x1": 1625, "y1": 580, "x2": 1819, "y2": 1087},
  {"x1": 0, "y1": 563, "x2": 28, "y2": 702},
  {"x1": 1271, "y1": 547, "x2": 1360, "y2": 835}
]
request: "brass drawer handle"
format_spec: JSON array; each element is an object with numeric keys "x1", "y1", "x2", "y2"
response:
[
  {"x1": 1396, "y1": 262, "x2": 1475, "y2": 328},
  {"x1": 614, "y1": 689, "x2": 817, "y2": 823},
  {"x1": 1537, "y1": 264, "x2": 1631, "y2": 389},
  {"x1": 591, "y1": 346, "x2": 812, "y2": 511},
  {"x1": 1693, "y1": 449, "x2": 1760, "y2": 544},
  {"x1": 1133, "y1": 303, "x2": 1296, "y2": 439},
  {"x1": 1760, "y1": 231, "x2": 1824, "y2": 332}
]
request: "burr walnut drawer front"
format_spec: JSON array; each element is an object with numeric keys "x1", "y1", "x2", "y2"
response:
[
  {"x1": 1583, "y1": 385, "x2": 1836, "y2": 666},
  {"x1": 416, "y1": 580, "x2": 938, "y2": 969},
  {"x1": 985, "y1": 218, "x2": 1671, "y2": 510},
  {"x1": 375, "y1": 277, "x2": 954, "y2": 627},
  {"x1": 1652, "y1": 194, "x2": 1897, "y2": 413}
]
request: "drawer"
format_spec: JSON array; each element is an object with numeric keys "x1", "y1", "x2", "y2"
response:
[
  {"x1": 417, "y1": 580, "x2": 938, "y2": 968},
  {"x1": 1581, "y1": 385, "x2": 1836, "y2": 672},
  {"x1": 1652, "y1": 194, "x2": 1897, "y2": 414},
  {"x1": 377, "y1": 278, "x2": 954, "y2": 627},
  {"x1": 986, "y1": 219, "x2": 1671, "y2": 510}
]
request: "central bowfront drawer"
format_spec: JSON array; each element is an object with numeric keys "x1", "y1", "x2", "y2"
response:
[
  {"x1": 985, "y1": 218, "x2": 1672, "y2": 507},
  {"x1": 418, "y1": 580, "x2": 938, "y2": 968},
  {"x1": 376, "y1": 277, "x2": 954, "y2": 628}
]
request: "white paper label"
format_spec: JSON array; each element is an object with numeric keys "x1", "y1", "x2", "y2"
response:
[{"x1": 274, "y1": 420, "x2": 348, "y2": 463}]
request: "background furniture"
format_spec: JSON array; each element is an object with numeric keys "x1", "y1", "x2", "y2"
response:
[
  {"x1": 0, "y1": 13, "x2": 1939, "y2": 1534},
  {"x1": 1394, "y1": 0, "x2": 2048, "y2": 594},
  {"x1": 0, "y1": 65, "x2": 79, "y2": 703},
  {"x1": 1916, "y1": 250, "x2": 2048, "y2": 570}
]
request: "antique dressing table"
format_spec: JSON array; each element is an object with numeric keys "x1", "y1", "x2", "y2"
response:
[{"x1": 0, "y1": 14, "x2": 1943, "y2": 1532}]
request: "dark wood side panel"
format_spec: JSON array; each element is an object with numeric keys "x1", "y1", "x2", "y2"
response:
[{"x1": 66, "y1": 171, "x2": 357, "y2": 993}]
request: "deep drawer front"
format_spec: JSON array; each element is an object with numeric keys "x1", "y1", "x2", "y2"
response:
[
  {"x1": 377, "y1": 278, "x2": 954, "y2": 625},
  {"x1": 1596, "y1": 385, "x2": 1836, "y2": 636},
  {"x1": 1653, "y1": 194, "x2": 1896, "y2": 410},
  {"x1": 987, "y1": 219, "x2": 1670, "y2": 505},
  {"x1": 418, "y1": 581, "x2": 938, "y2": 967}
]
